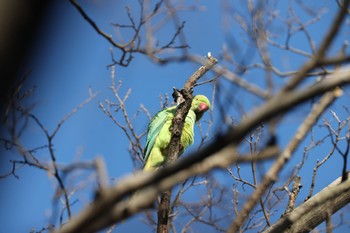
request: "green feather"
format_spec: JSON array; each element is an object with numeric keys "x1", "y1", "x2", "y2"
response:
[
  {"x1": 143, "y1": 95, "x2": 210, "y2": 171},
  {"x1": 143, "y1": 106, "x2": 176, "y2": 163}
]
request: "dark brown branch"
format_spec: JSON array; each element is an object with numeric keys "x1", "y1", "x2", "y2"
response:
[
  {"x1": 157, "y1": 52, "x2": 217, "y2": 233},
  {"x1": 70, "y1": 0, "x2": 190, "y2": 67},
  {"x1": 56, "y1": 67, "x2": 350, "y2": 233},
  {"x1": 69, "y1": 0, "x2": 123, "y2": 50},
  {"x1": 317, "y1": 55, "x2": 350, "y2": 66}
]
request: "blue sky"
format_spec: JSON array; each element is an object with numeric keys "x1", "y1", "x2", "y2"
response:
[{"x1": 1, "y1": 1, "x2": 349, "y2": 232}]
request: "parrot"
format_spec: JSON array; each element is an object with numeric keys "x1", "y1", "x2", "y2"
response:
[{"x1": 143, "y1": 95, "x2": 210, "y2": 171}]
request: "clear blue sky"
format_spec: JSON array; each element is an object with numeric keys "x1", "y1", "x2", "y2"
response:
[{"x1": 1, "y1": 1, "x2": 349, "y2": 232}]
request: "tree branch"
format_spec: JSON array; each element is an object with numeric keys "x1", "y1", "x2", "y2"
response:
[
  {"x1": 282, "y1": 0, "x2": 350, "y2": 91},
  {"x1": 69, "y1": 0, "x2": 124, "y2": 50},
  {"x1": 56, "y1": 147, "x2": 278, "y2": 233},
  {"x1": 265, "y1": 172, "x2": 350, "y2": 233},
  {"x1": 157, "y1": 52, "x2": 217, "y2": 233},
  {"x1": 56, "y1": 65, "x2": 350, "y2": 233},
  {"x1": 227, "y1": 85, "x2": 344, "y2": 233}
]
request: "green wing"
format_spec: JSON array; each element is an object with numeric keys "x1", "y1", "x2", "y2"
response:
[
  {"x1": 180, "y1": 109, "x2": 196, "y2": 151},
  {"x1": 143, "y1": 106, "x2": 176, "y2": 163},
  {"x1": 142, "y1": 95, "x2": 209, "y2": 170}
]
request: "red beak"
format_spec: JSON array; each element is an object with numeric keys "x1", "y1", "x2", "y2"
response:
[{"x1": 199, "y1": 102, "x2": 209, "y2": 111}]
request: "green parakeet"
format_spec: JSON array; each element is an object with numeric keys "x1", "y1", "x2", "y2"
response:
[{"x1": 143, "y1": 95, "x2": 210, "y2": 171}]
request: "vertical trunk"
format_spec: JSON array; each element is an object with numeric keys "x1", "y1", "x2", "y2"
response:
[{"x1": 157, "y1": 190, "x2": 172, "y2": 233}]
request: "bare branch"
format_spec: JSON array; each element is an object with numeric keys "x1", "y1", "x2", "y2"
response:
[
  {"x1": 228, "y1": 86, "x2": 344, "y2": 232},
  {"x1": 157, "y1": 52, "x2": 217, "y2": 233},
  {"x1": 56, "y1": 146, "x2": 278, "y2": 233},
  {"x1": 282, "y1": 0, "x2": 350, "y2": 91},
  {"x1": 265, "y1": 173, "x2": 350, "y2": 233}
]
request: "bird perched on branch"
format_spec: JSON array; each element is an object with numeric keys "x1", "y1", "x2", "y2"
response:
[{"x1": 143, "y1": 95, "x2": 210, "y2": 171}]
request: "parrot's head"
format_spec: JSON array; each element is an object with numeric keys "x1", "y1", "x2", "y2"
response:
[{"x1": 191, "y1": 95, "x2": 210, "y2": 121}]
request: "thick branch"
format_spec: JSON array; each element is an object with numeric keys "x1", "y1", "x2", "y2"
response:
[
  {"x1": 57, "y1": 67, "x2": 350, "y2": 233},
  {"x1": 57, "y1": 148, "x2": 278, "y2": 233},
  {"x1": 265, "y1": 173, "x2": 350, "y2": 233},
  {"x1": 227, "y1": 86, "x2": 343, "y2": 233},
  {"x1": 317, "y1": 55, "x2": 350, "y2": 66},
  {"x1": 157, "y1": 52, "x2": 217, "y2": 233}
]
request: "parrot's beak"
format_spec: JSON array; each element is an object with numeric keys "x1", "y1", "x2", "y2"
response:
[{"x1": 199, "y1": 102, "x2": 209, "y2": 112}]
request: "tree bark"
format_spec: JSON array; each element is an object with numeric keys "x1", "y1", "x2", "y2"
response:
[
  {"x1": 156, "y1": 53, "x2": 218, "y2": 233},
  {"x1": 265, "y1": 173, "x2": 350, "y2": 233}
]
